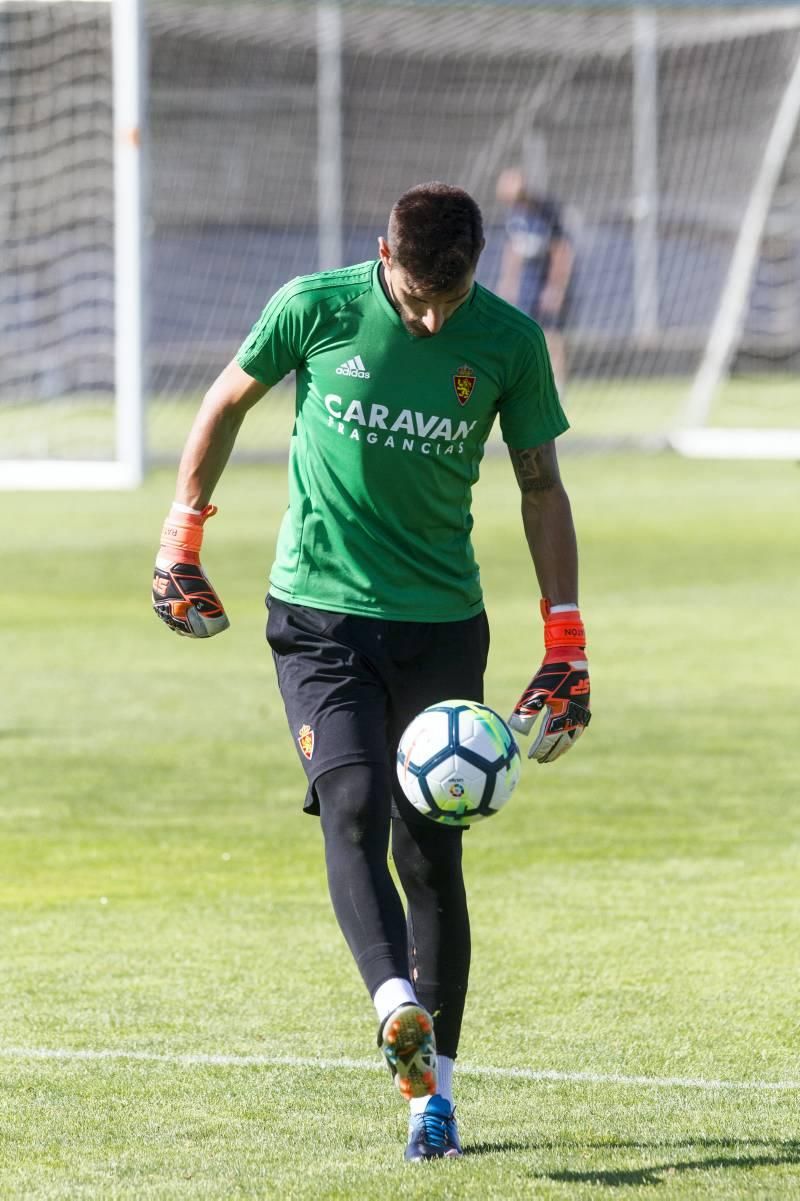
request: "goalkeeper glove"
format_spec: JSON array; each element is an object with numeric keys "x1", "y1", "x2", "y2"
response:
[
  {"x1": 509, "y1": 599, "x2": 591, "y2": 763},
  {"x1": 152, "y1": 503, "x2": 230, "y2": 638}
]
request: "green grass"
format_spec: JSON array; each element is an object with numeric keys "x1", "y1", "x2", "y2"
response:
[
  {"x1": 2, "y1": 374, "x2": 798, "y2": 461},
  {"x1": 0, "y1": 390, "x2": 297, "y2": 462},
  {"x1": 1, "y1": 452, "x2": 799, "y2": 1199},
  {"x1": 564, "y1": 375, "x2": 800, "y2": 436}
]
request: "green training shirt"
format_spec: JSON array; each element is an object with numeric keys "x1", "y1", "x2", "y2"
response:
[{"x1": 236, "y1": 260, "x2": 568, "y2": 622}]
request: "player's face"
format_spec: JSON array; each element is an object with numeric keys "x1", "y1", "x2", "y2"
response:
[{"x1": 378, "y1": 238, "x2": 474, "y2": 338}]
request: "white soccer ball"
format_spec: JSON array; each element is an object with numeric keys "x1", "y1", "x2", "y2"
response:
[{"x1": 396, "y1": 699, "x2": 522, "y2": 827}]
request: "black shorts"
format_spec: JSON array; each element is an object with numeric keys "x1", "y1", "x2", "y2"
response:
[{"x1": 266, "y1": 596, "x2": 490, "y2": 815}]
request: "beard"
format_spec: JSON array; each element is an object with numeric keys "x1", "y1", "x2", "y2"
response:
[
  {"x1": 400, "y1": 315, "x2": 434, "y2": 338},
  {"x1": 382, "y1": 264, "x2": 435, "y2": 337}
]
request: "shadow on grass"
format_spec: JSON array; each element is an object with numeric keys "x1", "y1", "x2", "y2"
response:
[
  {"x1": 462, "y1": 1141, "x2": 533, "y2": 1157},
  {"x1": 463, "y1": 1138, "x2": 800, "y2": 1188}
]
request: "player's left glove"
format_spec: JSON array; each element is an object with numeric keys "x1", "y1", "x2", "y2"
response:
[
  {"x1": 509, "y1": 599, "x2": 591, "y2": 763},
  {"x1": 152, "y1": 503, "x2": 230, "y2": 638}
]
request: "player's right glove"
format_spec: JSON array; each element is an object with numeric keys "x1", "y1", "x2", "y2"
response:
[
  {"x1": 152, "y1": 503, "x2": 230, "y2": 638},
  {"x1": 509, "y1": 599, "x2": 591, "y2": 763}
]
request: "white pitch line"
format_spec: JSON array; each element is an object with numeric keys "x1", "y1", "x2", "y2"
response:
[{"x1": 1, "y1": 1046, "x2": 799, "y2": 1092}]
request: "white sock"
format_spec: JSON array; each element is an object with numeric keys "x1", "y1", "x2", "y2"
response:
[
  {"x1": 436, "y1": 1055, "x2": 454, "y2": 1105},
  {"x1": 373, "y1": 977, "x2": 417, "y2": 1024},
  {"x1": 409, "y1": 1055, "x2": 455, "y2": 1114}
]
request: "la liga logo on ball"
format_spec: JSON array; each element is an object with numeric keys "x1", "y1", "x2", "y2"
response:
[{"x1": 396, "y1": 700, "x2": 521, "y2": 827}]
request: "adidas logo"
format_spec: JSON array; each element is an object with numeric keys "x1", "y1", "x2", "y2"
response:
[{"x1": 336, "y1": 354, "x2": 370, "y2": 379}]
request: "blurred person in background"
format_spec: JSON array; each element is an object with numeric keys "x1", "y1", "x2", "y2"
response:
[{"x1": 496, "y1": 165, "x2": 574, "y2": 393}]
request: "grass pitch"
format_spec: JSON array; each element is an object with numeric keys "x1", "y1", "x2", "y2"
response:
[
  {"x1": 2, "y1": 373, "x2": 798, "y2": 462},
  {"x1": 1, "y1": 451, "x2": 798, "y2": 1199}
]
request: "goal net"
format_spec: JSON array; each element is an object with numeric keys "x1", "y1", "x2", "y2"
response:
[
  {"x1": 0, "y1": 0, "x2": 142, "y2": 487},
  {"x1": 3, "y1": 1, "x2": 800, "y2": 487}
]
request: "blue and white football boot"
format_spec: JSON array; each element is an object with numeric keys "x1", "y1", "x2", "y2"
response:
[
  {"x1": 378, "y1": 1002, "x2": 437, "y2": 1101},
  {"x1": 404, "y1": 1094, "x2": 463, "y2": 1161}
]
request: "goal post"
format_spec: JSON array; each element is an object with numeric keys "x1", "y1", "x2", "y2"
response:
[
  {"x1": 674, "y1": 35, "x2": 800, "y2": 460},
  {"x1": 0, "y1": 0, "x2": 144, "y2": 490},
  {"x1": 111, "y1": 0, "x2": 145, "y2": 488}
]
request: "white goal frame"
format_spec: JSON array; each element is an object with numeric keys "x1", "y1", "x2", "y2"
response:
[
  {"x1": 673, "y1": 27, "x2": 800, "y2": 462},
  {"x1": 0, "y1": 0, "x2": 145, "y2": 490}
]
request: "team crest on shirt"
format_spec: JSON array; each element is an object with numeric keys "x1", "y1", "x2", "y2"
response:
[
  {"x1": 452, "y1": 365, "x2": 476, "y2": 406},
  {"x1": 297, "y1": 724, "x2": 315, "y2": 760}
]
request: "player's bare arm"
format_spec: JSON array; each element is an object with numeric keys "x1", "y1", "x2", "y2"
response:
[
  {"x1": 152, "y1": 360, "x2": 267, "y2": 638},
  {"x1": 175, "y1": 359, "x2": 268, "y2": 508},
  {"x1": 539, "y1": 237, "x2": 574, "y2": 316},
  {"x1": 508, "y1": 440, "x2": 590, "y2": 762},
  {"x1": 509, "y1": 441, "x2": 579, "y2": 604},
  {"x1": 495, "y1": 240, "x2": 523, "y2": 305}
]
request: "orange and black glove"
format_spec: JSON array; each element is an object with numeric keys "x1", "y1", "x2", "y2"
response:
[
  {"x1": 509, "y1": 600, "x2": 591, "y2": 762},
  {"x1": 152, "y1": 503, "x2": 230, "y2": 638}
]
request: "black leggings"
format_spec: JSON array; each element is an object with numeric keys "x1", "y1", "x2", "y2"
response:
[{"x1": 317, "y1": 762, "x2": 470, "y2": 1059}]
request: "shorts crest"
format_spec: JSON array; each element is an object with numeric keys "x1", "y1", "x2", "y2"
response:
[{"x1": 297, "y1": 723, "x2": 315, "y2": 759}]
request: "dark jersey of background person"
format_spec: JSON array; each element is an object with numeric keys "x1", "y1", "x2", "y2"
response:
[{"x1": 504, "y1": 198, "x2": 568, "y2": 323}]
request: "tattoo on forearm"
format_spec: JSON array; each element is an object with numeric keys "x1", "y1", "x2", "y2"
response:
[{"x1": 509, "y1": 445, "x2": 559, "y2": 493}]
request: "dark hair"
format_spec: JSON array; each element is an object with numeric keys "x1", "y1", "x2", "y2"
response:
[{"x1": 387, "y1": 182, "x2": 484, "y2": 292}]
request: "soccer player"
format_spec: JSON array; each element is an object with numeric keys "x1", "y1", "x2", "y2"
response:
[{"x1": 153, "y1": 183, "x2": 590, "y2": 1162}]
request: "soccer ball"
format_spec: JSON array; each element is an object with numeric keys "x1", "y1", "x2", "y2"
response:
[{"x1": 396, "y1": 699, "x2": 521, "y2": 827}]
